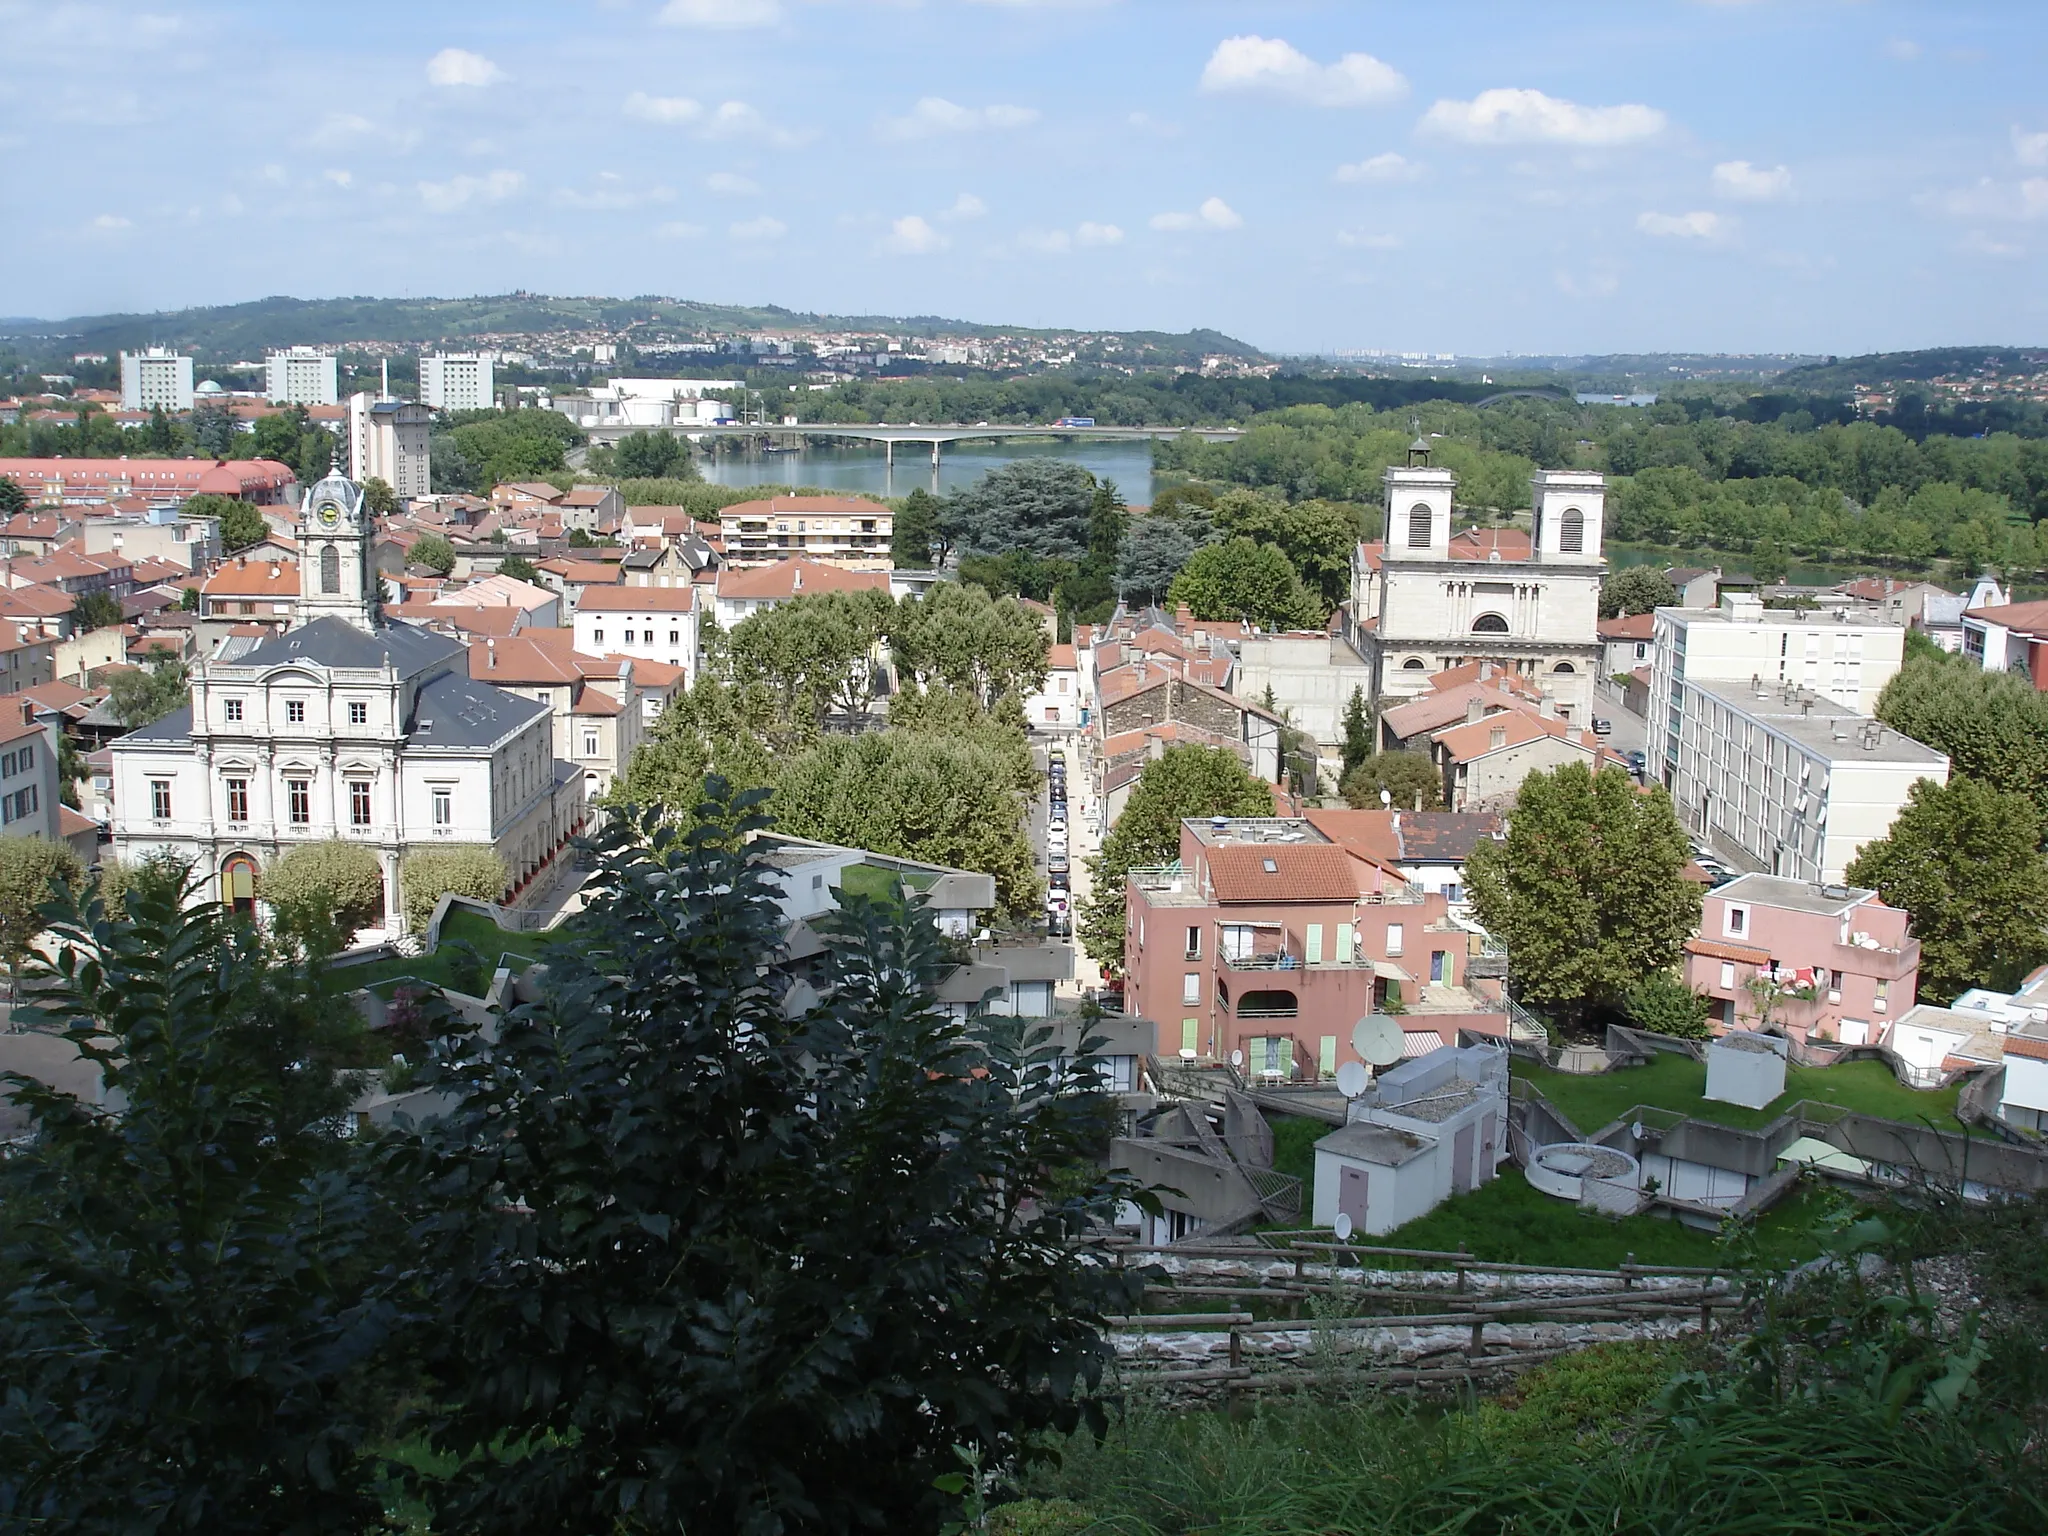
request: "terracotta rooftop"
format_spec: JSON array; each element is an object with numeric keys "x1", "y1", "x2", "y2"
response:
[
  {"x1": 1204, "y1": 843, "x2": 1360, "y2": 903},
  {"x1": 576, "y1": 584, "x2": 697, "y2": 612},
  {"x1": 715, "y1": 558, "x2": 889, "y2": 601}
]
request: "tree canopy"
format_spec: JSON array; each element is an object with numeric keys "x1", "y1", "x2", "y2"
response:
[
  {"x1": 1115, "y1": 518, "x2": 1200, "y2": 605},
  {"x1": 1167, "y1": 537, "x2": 1323, "y2": 632},
  {"x1": 1465, "y1": 762, "x2": 1700, "y2": 1019},
  {"x1": 890, "y1": 581, "x2": 1049, "y2": 711},
  {"x1": 1600, "y1": 565, "x2": 1680, "y2": 619},
  {"x1": 729, "y1": 587, "x2": 895, "y2": 728},
  {"x1": 940, "y1": 458, "x2": 1098, "y2": 561},
  {"x1": 1341, "y1": 751, "x2": 1443, "y2": 811},
  {"x1": 1077, "y1": 745, "x2": 1275, "y2": 970},
  {"x1": 1876, "y1": 652, "x2": 2048, "y2": 824},
  {"x1": 411, "y1": 532, "x2": 456, "y2": 575},
  {"x1": 260, "y1": 838, "x2": 385, "y2": 942},
  {"x1": 108, "y1": 655, "x2": 191, "y2": 729},
  {"x1": 1845, "y1": 775, "x2": 2048, "y2": 1001},
  {"x1": 0, "y1": 835, "x2": 84, "y2": 974}
]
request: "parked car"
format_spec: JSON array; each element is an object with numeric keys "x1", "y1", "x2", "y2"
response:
[{"x1": 1591, "y1": 716, "x2": 1613, "y2": 736}]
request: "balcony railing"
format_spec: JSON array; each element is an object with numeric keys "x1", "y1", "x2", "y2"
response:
[
  {"x1": 1234, "y1": 1005, "x2": 1299, "y2": 1020},
  {"x1": 1223, "y1": 951, "x2": 1378, "y2": 971}
]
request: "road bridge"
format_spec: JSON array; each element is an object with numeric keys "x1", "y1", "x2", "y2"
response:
[{"x1": 582, "y1": 420, "x2": 1244, "y2": 468}]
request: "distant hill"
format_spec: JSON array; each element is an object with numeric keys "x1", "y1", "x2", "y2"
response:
[
  {"x1": 1776, "y1": 346, "x2": 2048, "y2": 391},
  {"x1": 0, "y1": 293, "x2": 1266, "y2": 367}
]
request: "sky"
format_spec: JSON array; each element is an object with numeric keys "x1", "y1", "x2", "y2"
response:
[{"x1": 4, "y1": 0, "x2": 2047, "y2": 357}]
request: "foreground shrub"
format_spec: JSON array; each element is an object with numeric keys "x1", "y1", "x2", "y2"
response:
[{"x1": 399, "y1": 845, "x2": 507, "y2": 934}]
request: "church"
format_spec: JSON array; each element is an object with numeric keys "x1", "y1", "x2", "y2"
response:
[
  {"x1": 1345, "y1": 447, "x2": 1607, "y2": 723},
  {"x1": 109, "y1": 471, "x2": 584, "y2": 932}
]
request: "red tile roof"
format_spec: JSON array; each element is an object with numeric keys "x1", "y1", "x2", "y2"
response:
[
  {"x1": 1686, "y1": 937, "x2": 1772, "y2": 966},
  {"x1": 715, "y1": 557, "x2": 889, "y2": 601},
  {"x1": 1598, "y1": 612, "x2": 1656, "y2": 641},
  {"x1": 1204, "y1": 843, "x2": 1360, "y2": 903},
  {"x1": 576, "y1": 584, "x2": 696, "y2": 613},
  {"x1": 717, "y1": 494, "x2": 888, "y2": 519}
]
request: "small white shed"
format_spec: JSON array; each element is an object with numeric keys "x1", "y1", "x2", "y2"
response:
[
  {"x1": 1311, "y1": 1045, "x2": 1509, "y2": 1236},
  {"x1": 1704, "y1": 1030, "x2": 1787, "y2": 1110}
]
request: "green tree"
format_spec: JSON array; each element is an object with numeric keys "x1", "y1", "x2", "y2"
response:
[
  {"x1": 496, "y1": 554, "x2": 540, "y2": 584},
  {"x1": 190, "y1": 403, "x2": 238, "y2": 457},
  {"x1": 259, "y1": 839, "x2": 385, "y2": 940},
  {"x1": 1465, "y1": 762, "x2": 1700, "y2": 1020},
  {"x1": 0, "y1": 835, "x2": 84, "y2": 978},
  {"x1": 730, "y1": 588, "x2": 896, "y2": 727},
  {"x1": 1341, "y1": 751, "x2": 1443, "y2": 811},
  {"x1": 143, "y1": 404, "x2": 176, "y2": 452},
  {"x1": 1207, "y1": 490, "x2": 1359, "y2": 612},
  {"x1": 411, "y1": 532, "x2": 457, "y2": 575},
  {"x1": 1749, "y1": 536, "x2": 1790, "y2": 585},
  {"x1": 1624, "y1": 969, "x2": 1714, "y2": 1040},
  {"x1": 893, "y1": 486, "x2": 943, "y2": 567},
  {"x1": 1845, "y1": 776, "x2": 2048, "y2": 1001},
  {"x1": 399, "y1": 845, "x2": 510, "y2": 934},
  {"x1": 940, "y1": 459, "x2": 1097, "y2": 560},
  {"x1": 1166, "y1": 537, "x2": 1322, "y2": 631},
  {"x1": 1115, "y1": 518, "x2": 1199, "y2": 606},
  {"x1": 1876, "y1": 652, "x2": 2048, "y2": 823},
  {"x1": 1087, "y1": 478, "x2": 1130, "y2": 566},
  {"x1": 70, "y1": 590, "x2": 121, "y2": 633},
  {"x1": 0, "y1": 875, "x2": 389, "y2": 1533},
  {"x1": 108, "y1": 656, "x2": 191, "y2": 729},
  {"x1": 890, "y1": 581, "x2": 1050, "y2": 710},
  {"x1": 1599, "y1": 565, "x2": 1680, "y2": 619},
  {"x1": 1340, "y1": 686, "x2": 1373, "y2": 778},
  {"x1": 611, "y1": 429, "x2": 685, "y2": 480},
  {"x1": 196, "y1": 495, "x2": 271, "y2": 553},
  {"x1": 388, "y1": 786, "x2": 1143, "y2": 1535},
  {"x1": 0, "y1": 476, "x2": 30, "y2": 518},
  {"x1": 361, "y1": 476, "x2": 399, "y2": 516},
  {"x1": 1077, "y1": 745, "x2": 1275, "y2": 971},
  {"x1": 179, "y1": 584, "x2": 200, "y2": 611}
]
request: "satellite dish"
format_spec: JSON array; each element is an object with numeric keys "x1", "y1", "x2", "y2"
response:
[
  {"x1": 1333, "y1": 1212, "x2": 1354, "y2": 1242},
  {"x1": 1353, "y1": 1014, "x2": 1404, "y2": 1067},
  {"x1": 1230, "y1": 1049, "x2": 1244, "y2": 1067},
  {"x1": 1630, "y1": 1120, "x2": 1645, "y2": 1141},
  {"x1": 1335, "y1": 1060, "x2": 1368, "y2": 1098},
  {"x1": 1379, "y1": 788, "x2": 1392, "y2": 808}
]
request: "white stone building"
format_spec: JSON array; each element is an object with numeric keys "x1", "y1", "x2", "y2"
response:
[
  {"x1": 420, "y1": 353, "x2": 496, "y2": 412},
  {"x1": 346, "y1": 394, "x2": 432, "y2": 501},
  {"x1": 572, "y1": 586, "x2": 699, "y2": 684},
  {"x1": 108, "y1": 472, "x2": 582, "y2": 931},
  {"x1": 120, "y1": 348, "x2": 194, "y2": 412},
  {"x1": 265, "y1": 348, "x2": 340, "y2": 406},
  {"x1": 1347, "y1": 452, "x2": 1605, "y2": 722},
  {"x1": 1650, "y1": 593, "x2": 1904, "y2": 716}
]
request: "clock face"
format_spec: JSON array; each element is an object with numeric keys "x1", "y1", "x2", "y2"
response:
[{"x1": 317, "y1": 501, "x2": 341, "y2": 529}]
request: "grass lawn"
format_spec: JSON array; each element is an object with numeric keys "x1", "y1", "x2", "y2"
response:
[
  {"x1": 1511, "y1": 1052, "x2": 1968, "y2": 1135},
  {"x1": 334, "y1": 908, "x2": 556, "y2": 993},
  {"x1": 834, "y1": 862, "x2": 935, "y2": 904}
]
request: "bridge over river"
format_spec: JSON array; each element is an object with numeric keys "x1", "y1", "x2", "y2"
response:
[{"x1": 583, "y1": 420, "x2": 1244, "y2": 468}]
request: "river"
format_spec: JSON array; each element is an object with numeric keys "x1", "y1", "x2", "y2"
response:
[{"x1": 692, "y1": 437, "x2": 1158, "y2": 504}]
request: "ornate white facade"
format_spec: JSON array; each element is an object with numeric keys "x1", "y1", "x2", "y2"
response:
[
  {"x1": 1347, "y1": 454, "x2": 1606, "y2": 722},
  {"x1": 109, "y1": 472, "x2": 582, "y2": 930}
]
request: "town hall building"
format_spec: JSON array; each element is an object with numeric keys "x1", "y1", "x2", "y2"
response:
[
  {"x1": 1345, "y1": 447, "x2": 1607, "y2": 722},
  {"x1": 109, "y1": 471, "x2": 583, "y2": 932}
]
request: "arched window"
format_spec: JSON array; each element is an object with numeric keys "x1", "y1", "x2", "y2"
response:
[
  {"x1": 1402, "y1": 657, "x2": 1429, "y2": 671},
  {"x1": 320, "y1": 542, "x2": 340, "y2": 594},
  {"x1": 1471, "y1": 613, "x2": 1509, "y2": 634},
  {"x1": 221, "y1": 855, "x2": 258, "y2": 919},
  {"x1": 1559, "y1": 506, "x2": 1585, "y2": 554},
  {"x1": 1552, "y1": 661, "x2": 1576, "y2": 673},
  {"x1": 1407, "y1": 504, "x2": 1434, "y2": 548}
]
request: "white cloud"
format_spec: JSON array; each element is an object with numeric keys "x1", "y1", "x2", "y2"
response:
[
  {"x1": 624, "y1": 91, "x2": 703, "y2": 125},
  {"x1": 1336, "y1": 229, "x2": 1400, "y2": 249},
  {"x1": 1420, "y1": 88, "x2": 1666, "y2": 146},
  {"x1": 1711, "y1": 159, "x2": 1792, "y2": 201},
  {"x1": 1886, "y1": 38, "x2": 1923, "y2": 61},
  {"x1": 657, "y1": 220, "x2": 706, "y2": 240},
  {"x1": 945, "y1": 192, "x2": 987, "y2": 220},
  {"x1": 878, "y1": 97, "x2": 1039, "y2": 141},
  {"x1": 706, "y1": 171, "x2": 760, "y2": 196},
  {"x1": 417, "y1": 168, "x2": 525, "y2": 213},
  {"x1": 89, "y1": 213, "x2": 132, "y2": 231},
  {"x1": 697, "y1": 101, "x2": 810, "y2": 146},
  {"x1": 1637, "y1": 209, "x2": 1728, "y2": 239},
  {"x1": 730, "y1": 214, "x2": 787, "y2": 241},
  {"x1": 1149, "y1": 196, "x2": 1242, "y2": 232},
  {"x1": 2014, "y1": 126, "x2": 2048, "y2": 168},
  {"x1": 659, "y1": 0, "x2": 780, "y2": 28},
  {"x1": 1335, "y1": 150, "x2": 1419, "y2": 184},
  {"x1": 307, "y1": 112, "x2": 419, "y2": 153},
  {"x1": 556, "y1": 180, "x2": 676, "y2": 210},
  {"x1": 882, "y1": 214, "x2": 947, "y2": 254},
  {"x1": 1023, "y1": 221, "x2": 1123, "y2": 255},
  {"x1": 325, "y1": 169, "x2": 353, "y2": 188},
  {"x1": 426, "y1": 48, "x2": 504, "y2": 88},
  {"x1": 1076, "y1": 220, "x2": 1122, "y2": 246},
  {"x1": 1199, "y1": 35, "x2": 1406, "y2": 107},
  {"x1": 1928, "y1": 177, "x2": 2048, "y2": 221},
  {"x1": 1961, "y1": 230, "x2": 2023, "y2": 258}
]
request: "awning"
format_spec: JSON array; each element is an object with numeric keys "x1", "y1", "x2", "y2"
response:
[
  {"x1": 1373, "y1": 959, "x2": 1414, "y2": 983},
  {"x1": 1775, "y1": 1136, "x2": 1874, "y2": 1177}
]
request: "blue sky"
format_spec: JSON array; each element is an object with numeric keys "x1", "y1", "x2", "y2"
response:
[{"x1": 5, "y1": 0, "x2": 2046, "y2": 356}]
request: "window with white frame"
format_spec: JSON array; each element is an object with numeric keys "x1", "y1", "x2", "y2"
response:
[
  {"x1": 432, "y1": 787, "x2": 453, "y2": 828},
  {"x1": 1182, "y1": 973, "x2": 1201, "y2": 1006},
  {"x1": 348, "y1": 700, "x2": 367, "y2": 725},
  {"x1": 348, "y1": 780, "x2": 372, "y2": 827},
  {"x1": 224, "y1": 698, "x2": 243, "y2": 722},
  {"x1": 1385, "y1": 922, "x2": 1405, "y2": 956},
  {"x1": 1720, "y1": 961, "x2": 1735, "y2": 989},
  {"x1": 286, "y1": 699, "x2": 305, "y2": 724},
  {"x1": 1724, "y1": 904, "x2": 1749, "y2": 938},
  {"x1": 226, "y1": 777, "x2": 248, "y2": 823},
  {"x1": 150, "y1": 779, "x2": 171, "y2": 820}
]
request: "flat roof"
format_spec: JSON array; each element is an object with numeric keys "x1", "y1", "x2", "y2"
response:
[
  {"x1": 1657, "y1": 603, "x2": 1903, "y2": 632},
  {"x1": 1689, "y1": 680, "x2": 1948, "y2": 768},
  {"x1": 1712, "y1": 872, "x2": 1878, "y2": 916},
  {"x1": 1184, "y1": 816, "x2": 1332, "y2": 849}
]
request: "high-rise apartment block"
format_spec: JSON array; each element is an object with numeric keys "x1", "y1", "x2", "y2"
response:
[
  {"x1": 264, "y1": 347, "x2": 340, "y2": 406},
  {"x1": 119, "y1": 348, "x2": 195, "y2": 412},
  {"x1": 419, "y1": 353, "x2": 495, "y2": 412},
  {"x1": 346, "y1": 393, "x2": 432, "y2": 501}
]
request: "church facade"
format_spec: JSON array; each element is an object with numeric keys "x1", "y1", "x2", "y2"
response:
[
  {"x1": 1346, "y1": 455, "x2": 1607, "y2": 722},
  {"x1": 109, "y1": 471, "x2": 584, "y2": 932}
]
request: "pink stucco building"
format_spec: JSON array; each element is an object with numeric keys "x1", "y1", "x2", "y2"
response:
[
  {"x1": 1122, "y1": 816, "x2": 1488, "y2": 1079},
  {"x1": 1683, "y1": 873, "x2": 1919, "y2": 1046}
]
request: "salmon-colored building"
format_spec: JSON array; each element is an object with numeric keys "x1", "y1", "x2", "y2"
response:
[
  {"x1": 1683, "y1": 873, "x2": 1920, "y2": 1045},
  {"x1": 1123, "y1": 816, "x2": 1491, "y2": 1079}
]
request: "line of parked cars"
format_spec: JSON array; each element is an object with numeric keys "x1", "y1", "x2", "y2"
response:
[{"x1": 1045, "y1": 749, "x2": 1070, "y2": 938}]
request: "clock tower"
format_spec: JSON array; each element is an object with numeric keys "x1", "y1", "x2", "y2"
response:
[{"x1": 294, "y1": 470, "x2": 380, "y2": 630}]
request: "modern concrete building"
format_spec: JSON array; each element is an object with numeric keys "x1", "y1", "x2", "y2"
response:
[
  {"x1": 717, "y1": 496, "x2": 893, "y2": 571},
  {"x1": 1662, "y1": 676, "x2": 1947, "y2": 883},
  {"x1": 119, "y1": 348, "x2": 194, "y2": 412},
  {"x1": 419, "y1": 353, "x2": 496, "y2": 412},
  {"x1": 1651, "y1": 592, "x2": 1905, "y2": 715},
  {"x1": 265, "y1": 347, "x2": 340, "y2": 406},
  {"x1": 346, "y1": 393, "x2": 432, "y2": 501},
  {"x1": 1346, "y1": 454, "x2": 1605, "y2": 721},
  {"x1": 1231, "y1": 629, "x2": 1376, "y2": 756}
]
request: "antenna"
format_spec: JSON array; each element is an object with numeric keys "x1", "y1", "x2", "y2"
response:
[{"x1": 1353, "y1": 1013, "x2": 1404, "y2": 1068}]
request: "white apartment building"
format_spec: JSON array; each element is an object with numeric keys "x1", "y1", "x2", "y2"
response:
[
  {"x1": 108, "y1": 471, "x2": 582, "y2": 931},
  {"x1": 1347, "y1": 455, "x2": 1605, "y2": 721},
  {"x1": 572, "y1": 586, "x2": 699, "y2": 683},
  {"x1": 1663, "y1": 675, "x2": 1948, "y2": 884},
  {"x1": 419, "y1": 353, "x2": 496, "y2": 413},
  {"x1": 1650, "y1": 593, "x2": 1904, "y2": 717},
  {"x1": 346, "y1": 393, "x2": 432, "y2": 500},
  {"x1": 265, "y1": 347, "x2": 340, "y2": 406},
  {"x1": 717, "y1": 496, "x2": 893, "y2": 571},
  {"x1": 119, "y1": 348, "x2": 194, "y2": 412}
]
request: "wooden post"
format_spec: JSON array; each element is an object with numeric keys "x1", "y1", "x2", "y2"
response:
[
  {"x1": 1622, "y1": 1253, "x2": 1635, "y2": 1291},
  {"x1": 1468, "y1": 1317, "x2": 1486, "y2": 1360},
  {"x1": 1699, "y1": 1300, "x2": 1712, "y2": 1337},
  {"x1": 1227, "y1": 1323, "x2": 1245, "y2": 1418},
  {"x1": 1456, "y1": 1242, "x2": 1469, "y2": 1294}
]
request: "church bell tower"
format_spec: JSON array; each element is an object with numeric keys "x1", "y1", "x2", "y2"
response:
[{"x1": 294, "y1": 471, "x2": 380, "y2": 630}]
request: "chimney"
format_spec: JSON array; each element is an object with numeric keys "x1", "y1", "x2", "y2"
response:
[
  {"x1": 1176, "y1": 602, "x2": 1193, "y2": 630},
  {"x1": 793, "y1": 565, "x2": 803, "y2": 591},
  {"x1": 1539, "y1": 696, "x2": 1556, "y2": 719},
  {"x1": 19, "y1": 699, "x2": 32, "y2": 725},
  {"x1": 1414, "y1": 790, "x2": 1424, "y2": 812},
  {"x1": 1391, "y1": 810, "x2": 1401, "y2": 833},
  {"x1": 487, "y1": 636, "x2": 497, "y2": 668},
  {"x1": 1466, "y1": 697, "x2": 1484, "y2": 724}
]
